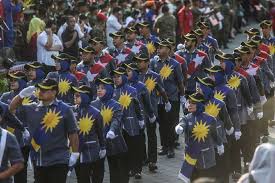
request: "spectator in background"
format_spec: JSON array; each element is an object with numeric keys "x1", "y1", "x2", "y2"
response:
[
  {"x1": 26, "y1": 15, "x2": 45, "y2": 61},
  {"x1": 238, "y1": 143, "x2": 275, "y2": 183},
  {"x1": 89, "y1": 12, "x2": 107, "y2": 40},
  {"x1": 106, "y1": 6, "x2": 123, "y2": 48},
  {"x1": 1, "y1": 0, "x2": 23, "y2": 48},
  {"x1": 191, "y1": 0, "x2": 202, "y2": 27},
  {"x1": 154, "y1": 4, "x2": 176, "y2": 41},
  {"x1": 37, "y1": 20, "x2": 63, "y2": 73},
  {"x1": 61, "y1": 16, "x2": 80, "y2": 58},
  {"x1": 144, "y1": 1, "x2": 157, "y2": 31},
  {"x1": 177, "y1": 0, "x2": 193, "y2": 37}
]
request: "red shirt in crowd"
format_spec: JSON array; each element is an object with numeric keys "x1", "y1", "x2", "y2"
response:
[{"x1": 177, "y1": 5, "x2": 193, "y2": 36}]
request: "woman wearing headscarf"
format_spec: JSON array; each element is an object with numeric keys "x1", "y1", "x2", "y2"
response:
[{"x1": 238, "y1": 143, "x2": 275, "y2": 183}]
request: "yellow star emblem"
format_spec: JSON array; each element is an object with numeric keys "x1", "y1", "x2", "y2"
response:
[
  {"x1": 100, "y1": 106, "x2": 114, "y2": 126},
  {"x1": 146, "y1": 42, "x2": 156, "y2": 56},
  {"x1": 118, "y1": 91, "x2": 132, "y2": 110},
  {"x1": 41, "y1": 108, "x2": 62, "y2": 132},
  {"x1": 145, "y1": 77, "x2": 157, "y2": 93},
  {"x1": 22, "y1": 97, "x2": 33, "y2": 105},
  {"x1": 268, "y1": 44, "x2": 275, "y2": 55},
  {"x1": 78, "y1": 114, "x2": 95, "y2": 136},
  {"x1": 204, "y1": 101, "x2": 221, "y2": 118},
  {"x1": 214, "y1": 91, "x2": 226, "y2": 102},
  {"x1": 227, "y1": 75, "x2": 241, "y2": 90},
  {"x1": 159, "y1": 64, "x2": 173, "y2": 80},
  {"x1": 192, "y1": 120, "x2": 210, "y2": 142},
  {"x1": 58, "y1": 78, "x2": 71, "y2": 96}
]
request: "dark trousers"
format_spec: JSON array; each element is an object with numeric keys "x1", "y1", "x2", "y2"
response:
[
  {"x1": 123, "y1": 131, "x2": 143, "y2": 174},
  {"x1": 34, "y1": 164, "x2": 68, "y2": 183},
  {"x1": 246, "y1": 120, "x2": 260, "y2": 162},
  {"x1": 75, "y1": 159, "x2": 105, "y2": 183},
  {"x1": 144, "y1": 121, "x2": 157, "y2": 163},
  {"x1": 214, "y1": 143, "x2": 230, "y2": 183},
  {"x1": 14, "y1": 146, "x2": 30, "y2": 183},
  {"x1": 261, "y1": 94, "x2": 274, "y2": 136},
  {"x1": 107, "y1": 153, "x2": 129, "y2": 183},
  {"x1": 158, "y1": 101, "x2": 180, "y2": 150}
]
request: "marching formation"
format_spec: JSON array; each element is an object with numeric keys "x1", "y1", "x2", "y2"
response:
[{"x1": 1, "y1": 18, "x2": 275, "y2": 183}]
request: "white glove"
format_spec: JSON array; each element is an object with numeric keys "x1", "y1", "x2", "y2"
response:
[
  {"x1": 180, "y1": 96, "x2": 187, "y2": 105},
  {"x1": 23, "y1": 128, "x2": 30, "y2": 140},
  {"x1": 175, "y1": 124, "x2": 184, "y2": 134},
  {"x1": 247, "y1": 106, "x2": 253, "y2": 116},
  {"x1": 99, "y1": 149, "x2": 106, "y2": 159},
  {"x1": 19, "y1": 86, "x2": 36, "y2": 99},
  {"x1": 153, "y1": 55, "x2": 160, "y2": 62},
  {"x1": 270, "y1": 81, "x2": 275, "y2": 88},
  {"x1": 257, "y1": 112, "x2": 263, "y2": 119},
  {"x1": 184, "y1": 100, "x2": 190, "y2": 109},
  {"x1": 139, "y1": 120, "x2": 145, "y2": 128},
  {"x1": 217, "y1": 144, "x2": 224, "y2": 155},
  {"x1": 225, "y1": 127, "x2": 234, "y2": 135},
  {"x1": 69, "y1": 152, "x2": 80, "y2": 167},
  {"x1": 149, "y1": 115, "x2": 156, "y2": 123},
  {"x1": 106, "y1": 130, "x2": 115, "y2": 139},
  {"x1": 235, "y1": 131, "x2": 242, "y2": 141},
  {"x1": 165, "y1": 101, "x2": 172, "y2": 112},
  {"x1": 260, "y1": 96, "x2": 267, "y2": 106},
  {"x1": 177, "y1": 44, "x2": 185, "y2": 51}
]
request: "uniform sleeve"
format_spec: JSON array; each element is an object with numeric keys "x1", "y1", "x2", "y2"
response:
[
  {"x1": 37, "y1": 34, "x2": 48, "y2": 47},
  {"x1": 174, "y1": 63, "x2": 184, "y2": 83},
  {"x1": 155, "y1": 75, "x2": 165, "y2": 93},
  {"x1": 95, "y1": 113, "x2": 105, "y2": 148},
  {"x1": 133, "y1": 96, "x2": 144, "y2": 121},
  {"x1": 64, "y1": 107, "x2": 78, "y2": 134},
  {"x1": 262, "y1": 61, "x2": 274, "y2": 82},
  {"x1": 110, "y1": 106, "x2": 122, "y2": 133},
  {"x1": 210, "y1": 118, "x2": 222, "y2": 146},
  {"x1": 219, "y1": 104, "x2": 233, "y2": 130},
  {"x1": 226, "y1": 90, "x2": 241, "y2": 131},
  {"x1": 248, "y1": 75, "x2": 261, "y2": 104},
  {"x1": 240, "y1": 77, "x2": 253, "y2": 107},
  {"x1": 141, "y1": 87, "x2": 154, "y2": 118},
  {"x1": 7, "y1": 133, "x2": 24, "y2": 165}
]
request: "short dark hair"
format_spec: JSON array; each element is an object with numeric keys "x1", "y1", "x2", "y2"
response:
[
  {"x1": 45, "y1": 20, "x2": 56, "y2": 28},
  {"x1": 184, "y1": 0, "x2": 191, "y2": 6},
  {"x1": 162, "y1": 5, "x2": 169, "y2": 14},
  {"x1": 113, "y1": 6, "x2": 121, "y2": 14}
]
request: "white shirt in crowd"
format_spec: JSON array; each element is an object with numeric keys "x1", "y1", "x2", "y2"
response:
[
  {"x1": 37, "y1": 31, "x2": 63, "y2": 66},
  {"x1": 106, "y1": 14, "x2": 122, "y2": 48}
]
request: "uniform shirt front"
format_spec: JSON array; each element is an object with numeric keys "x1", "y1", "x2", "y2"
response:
[
  {"x1": 21, "y1": 99, "x2": 77, "y2": 167},
  {"x1": 150, "y1": 57, "x2": 183, "y2": 101},
  {"x1": 0, "y1": 129, "x2": 24, "y2": 183}
]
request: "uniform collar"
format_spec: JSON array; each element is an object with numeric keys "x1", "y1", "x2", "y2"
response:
[{"x1": 37, "y1": 99, "x2": 59, "y2": 107}]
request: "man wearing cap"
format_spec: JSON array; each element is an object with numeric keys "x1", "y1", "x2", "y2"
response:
[
  {"x1": 69, "y1": 56, "x2": 89, "y2": 85},
  {"x1": 24, "y1": 62, "x2": 46, "y2": 86},
  {"x1": 47, "y1": 53, "x2": 78, "y2": 105},
  {"x1": 111, "y1": 67, "x2": 144, "y2": 179},
  {"x1": 260, "y1": 20, "x2": 275, "y2": 52},
  {"x1": 0, "y1": 71, "x2": 31, "y2": 183},
  {"x1": 196, "y1": 21, "x2": 219, "y2": 62},
  {"x1": 108, "y1": 31, "x2": 135, "y2": 66},
  {"x1": 9, "y1": 79, "x2": 79, "y2": 183},
  {"x1": 245, "y1": 28, "x2": 270, "y2": 54},
  {"x1": 89, "y1": 37, "x2": 116, "y2": 74},
  {"x1": 178, "y1": 33, "x2": 211, "y2": 95},
  {"x1": 175, "y1": 92, "x2": 223, "y2": 182},
  {"x1": 195, "y1": 76, "x2": 233, "y2": 183},
  {"x1": 72, "y1": 85, "x2": 105, "y2": 183},
  {"x1": 137, "y1": 21, "x2": 159, "y2": 57},
  {"x1": 150, "y1": 39, "x2": 185, "y2": 158},
  {"x1": 237, "y1": 46, "x2": 265, "y2": 164},
  {"x1": 135, "y1": 53, "x2": 171, "y2": 171},
  {"x1": 191, "y1": 29, "x2": 210, "y2": 57},
  {"x1": 77, "y1": 46, "x2": 97, "y2": 74},
  {"x1": 124, "y1": 27, "x2": 148, "y2": 55}
]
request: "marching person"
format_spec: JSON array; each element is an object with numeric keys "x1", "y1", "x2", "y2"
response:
[
  {"x1": 108, "y1": 31, "x2": 135, "y2": 66},
  {"x1": 72, "y1": 85, "x2": 105, "y2": 183},
  {"x1": 124, "y1": 26, "x2": 148, "y2": 55},
  {"x1": 1, "y1": 71, "x2": 32, "y2": 183},
  {"x1": 0, "y1": 106, "x2": 24, "y2": 183},
  {"x1": 111, "y1": 67, "x2": 144, "y2": 179},
  {"x1": 47, "y1": 53, "x2": 78, "y2": 105},
  {"x1": 176, "y1": 92, "x2": 223, "y2": 182},
  {"x1": 77, "y1": 46, "x2": 98, "y2": 74},
  {"x1": 91, "y1": 78, "x2": 128, "y2": 183},
  {"x1": 150, "y1": 40, "x2": 185, "y2": 158},
  {"x1": 24, "y1": 62, "x2": 46, "y2": 86},
  {"x1": 135, "y1": 53, "x2": 171, "y2": 172},
  {"x1": 9, "y1": 79, "x2": 79, "y2": 183}
]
